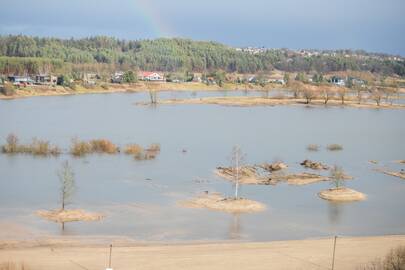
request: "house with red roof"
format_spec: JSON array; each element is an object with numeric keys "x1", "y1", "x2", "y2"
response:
[{"x1": 138, "y1": 71, "x2": 165, "y2": 81}]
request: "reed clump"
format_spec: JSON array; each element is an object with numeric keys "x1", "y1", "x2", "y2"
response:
[
  {"x1": 2, "y1": 134, "x2": 61, "y2": 156},
  {"x1": 327, "y1": 144, "x2": 343, "y2": 151}
]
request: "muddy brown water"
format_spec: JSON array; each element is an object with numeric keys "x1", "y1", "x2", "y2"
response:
[{"x1": 0, "y1": 91, "x2": 404, "y2": 242}]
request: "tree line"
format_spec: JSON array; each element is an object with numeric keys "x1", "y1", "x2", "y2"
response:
[{"x1": 0, "y1": 35, "x2": 404, "y2": 76}]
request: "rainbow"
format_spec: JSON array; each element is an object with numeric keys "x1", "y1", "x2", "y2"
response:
[{"x1": 133, "y1": 0, "x2": 173, "y2": 37}]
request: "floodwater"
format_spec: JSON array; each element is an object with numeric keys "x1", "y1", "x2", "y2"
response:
[{"x1": 0, "y1": 91, "x2": 404, "y2": 242}]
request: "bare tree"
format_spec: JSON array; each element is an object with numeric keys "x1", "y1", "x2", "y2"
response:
[
  {"x1": 145, "y1": 81, "x2": 158, "y2": 104},
  {"x1": 230, "y1": 146, "x2": 245, "y2": 200},
  {"x1": 322, "y1": 88, "x2": 334, "y2": 105},
  {"x1": 302, "y1": 88, "x2": 317, "y2": 104},
  {"x1": 58, "y1": 161, "x2": 76, "y2": 211},
  {"x1": 337, "y1": 88, "x2": 347, "y2": 105},
  {"x1": 330, "y1": 165, "x2": 345, "y2": 189},
  {"x1": 371, "y1": 88, "x2": 383, "y2": 106},
  {"x1": 354, "y1": 85, "x2": 364, "y2": 104}
]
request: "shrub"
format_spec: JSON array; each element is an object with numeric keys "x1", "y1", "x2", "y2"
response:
[
  {"x1": 70, "y1": 139, "x2": 92, "y2": 156},
  {"x1": 147, "y1": 143, "x2": 161, "y2": 152},
  {"x1": 327, "y1": 144, "x2": 343, "y2": 151},
  {"x1": 124, "y1": 144, "x2": 143, "y2": 155},
  {"x1": 330, "y1": 165, "x2": 345, "y2": 189},
  {"x1": 2, "y1": 134, "x2": 60, "y2": 156},
  {"x1": 2, "y1": 133, "x2": 19, "y2": 153},
  {"x1": 89, "y1": 139, "x2": 118, "y2": 154},
  {"x1": 359, "y1": 246, "x2": 405, "y2": 270},
  {"x1": 307, "y1": 144, "x2": 319, "y2": 151},
  {"x1": 100, "y1": 84, "x2": 109, "y2": 90},
  {"x1": 0, "y1": 83, "x2": 16, "y2": 96},
  {"x1": 71, "y1": 139, "x2": 118, "y2": 156},
  {"x1": 30, "y1": 138, "x2": 61, "y2": 156}
]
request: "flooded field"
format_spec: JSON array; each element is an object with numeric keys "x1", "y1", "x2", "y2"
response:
[{"x1": 1, "y1": 91, "x2": 405, "y2": 242}]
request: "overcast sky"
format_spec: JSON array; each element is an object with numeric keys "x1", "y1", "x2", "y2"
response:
[{"x1": 0, "y1": 0, "x2": 404, "y2": 55}]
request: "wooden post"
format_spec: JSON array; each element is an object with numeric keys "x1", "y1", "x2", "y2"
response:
[{"x1": 331, "y1": 236, "x2": 337, "y2": 270}]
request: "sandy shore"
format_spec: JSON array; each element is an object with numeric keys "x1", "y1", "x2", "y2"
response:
[{"x1": 1, "y1": 235, "x2": 404, "y2": 270}]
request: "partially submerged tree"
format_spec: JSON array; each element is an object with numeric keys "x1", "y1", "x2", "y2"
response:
[
  {"x1": 230, "y1": 146, "x2": 245, "y2": 200},
  {"x1": 330, "y1": 165, "x2": 345, "y2": 189},
  {"x1": 58, "y1": 161, "x2": 76, "y2": 211}
]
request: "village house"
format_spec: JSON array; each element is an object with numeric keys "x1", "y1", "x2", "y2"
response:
[
  {"x1": 35, "y1": 74, "x2": 57, "y2": 85},
  {"x1": 330, "y1": 76, "x2": 346, "y2": 86},
  {"x1": 111, "y1": 71, "x2": 124, "y2": 83},
  {"x1": 7, "y1": 75, "x2": 35, "y2": 86},
  {"x1": 138, "y1": 71, "x2": 164, "y2": 81},
  {"x1": 83, "y1": 73, "x2": 100, "y2": 85}
]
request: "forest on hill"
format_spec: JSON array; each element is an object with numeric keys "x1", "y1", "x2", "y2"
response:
[{"x1": 0, "y1": 35, "x2": 404, "y2": 76}]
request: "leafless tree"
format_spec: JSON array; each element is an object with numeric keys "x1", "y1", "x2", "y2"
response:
[
  {"x1": 371, "y1": 89, "x2": 383, "y2": 106},
  {"x1": 330, "y1": 165, "x2": 345, "y2": 189},
  {"x1": 230, "y1": 146, "x2": 245, "y2": 200},
  {"x1": 322, "y1": 88, "x2": 334, "y2": 105},
  {"x1": 302, "y1": 88, "x2": 317, "y2": 104},
  {"x1": 58, "y1": 161, "x2": 76, "y2": 211},
  {"x1": 337, "y1": 88, "x2": 347, "y2": 105}
]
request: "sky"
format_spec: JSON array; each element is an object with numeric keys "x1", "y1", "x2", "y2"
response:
[{"x1": 0, "y1": 0, "x2": 404, "y2": 55}]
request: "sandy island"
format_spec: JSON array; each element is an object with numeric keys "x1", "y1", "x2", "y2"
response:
[
  {"x1": 1, "y1": 235, "x2": 405, "y2": 270},
  {"x1": 215, "y1": 166, "x2": 330, "y2": 186},
  {"x1": 36, "y1": 209, "x2": 104, "y2": 223},
  {"x1": 318, "y1": 188, "x2": 366, "y2": 202},
  {"x1": 179, "y1": 192, "x2": 265, "y2": 213},
  {"x1": 148, "y1": 96, "x2": 405, "y2": 110}
]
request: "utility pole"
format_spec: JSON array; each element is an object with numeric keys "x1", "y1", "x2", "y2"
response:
[
  {"x1": 107, "y1": 244, "x2": 113, "y2": 270},
  {"x1": 331, "y1": 236, "x2": 337, "y2": 270},
  {"x1": 235, "y1": 148, "x2": 239, "y2": 199}
]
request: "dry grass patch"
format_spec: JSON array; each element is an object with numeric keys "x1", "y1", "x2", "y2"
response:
[
  {"x1": 70, "y1": 139, "x2": 92, "y2": 156},
  {"x1": 0, "y1": 262, "x2": 29, "y2": 270},
  {"x1": 179, "y1": 192, "x2": 266, "y2": 213},
  {"x1": 36, "y1": 209, "x2": 104, "y2": 223}
]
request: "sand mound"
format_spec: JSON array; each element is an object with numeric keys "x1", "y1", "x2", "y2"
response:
[
  {"x1": 215, "y1": 166, "x2": 266, "y2": 184},
  {"x1": 318, "y1": 188, "x2": 366, "y2": 202},
  {"x1": 36, "y1": 209, "x2": 104, "y2": 223},
  {"x1": 376, "y1": 168, "x2": 405, "y2": 180},
  {"x1": 383, "y1": 171, "x2": 405, "y2": 179},
  {"x1": 179, "y1": 193, "x2": 266, "y2": 213},
  {"x1": 216, "y1": 166, "x2": 329, "y2": 186}
]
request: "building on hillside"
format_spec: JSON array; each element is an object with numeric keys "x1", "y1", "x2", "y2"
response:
[
  {"x1": 348, "y1": 77, "x2": 367, "y2": 87},
  {"x1": 35, "y1": 74, "x2": 57, "y2": 85},
  {"x1": 330, "y1": 76, "x2": 346, "y2": 86},
  {"x1": 138, "y1": 71, "x2": 164, "y2": 81},
  {"x1": 111, "y1": 72, "x2": 124, "y2": 83},
  {"x1": 268, "y1": 78, "x2": 285, "y2": 85},
  {"x1": 7, "y1": 76, "x2": 35, "y2": 86}
]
